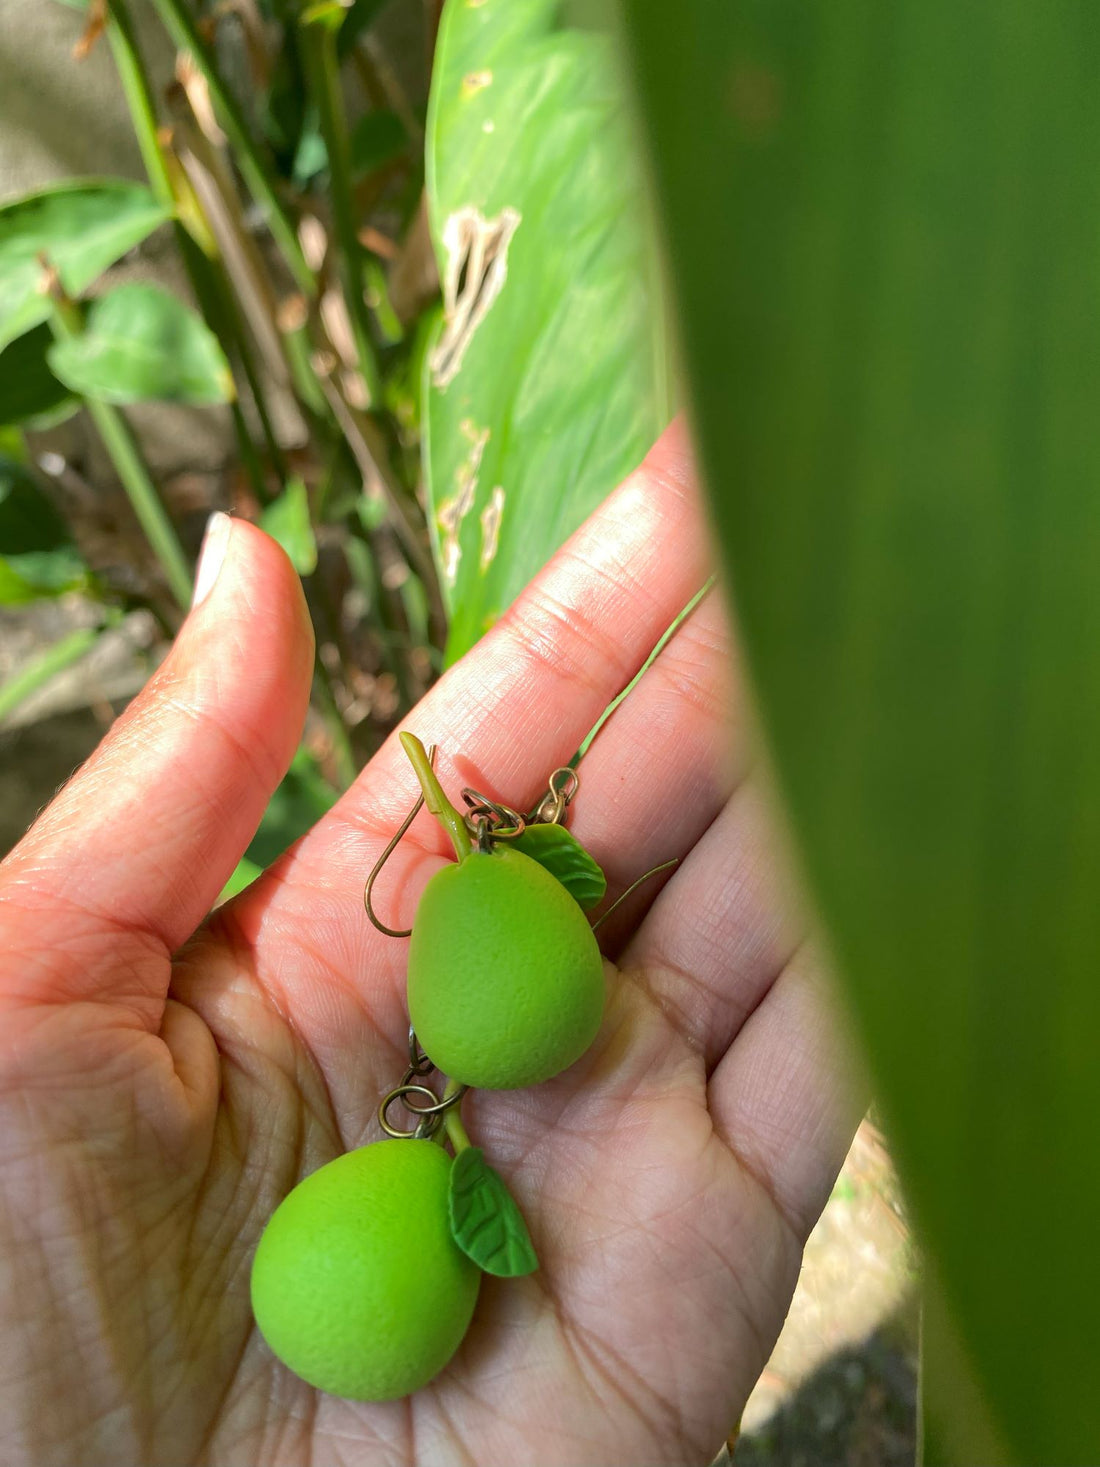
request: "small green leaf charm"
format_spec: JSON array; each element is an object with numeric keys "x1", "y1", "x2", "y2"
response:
[
  {"x1": 510, "y1": 823, "x2": 607, "y2": 910},
  {"x1": 448, "y1": 1147, "x2": 538, "y2": 1278}
]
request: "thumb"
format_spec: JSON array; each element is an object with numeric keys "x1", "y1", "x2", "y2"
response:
[{"x1": 0, "y1": 513, "x2": 314, "y2": 1019}]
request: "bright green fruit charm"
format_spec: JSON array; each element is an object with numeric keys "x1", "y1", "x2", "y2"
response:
[
  {"x1": 250, "y1": 1140, "x2": 480, "y2": 1400},
  {"x1": 408, "y1": 843, "x2": 605, "y2": 1088}
]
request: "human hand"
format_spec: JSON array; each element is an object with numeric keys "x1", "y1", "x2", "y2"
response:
[{"x1": 0, "y1": 423, "x2": 858, "y2": 1467}]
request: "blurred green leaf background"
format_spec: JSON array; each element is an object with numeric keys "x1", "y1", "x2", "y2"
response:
[{"x1": 3, "y1": 0, "x2": 1097, "y2": 1461}]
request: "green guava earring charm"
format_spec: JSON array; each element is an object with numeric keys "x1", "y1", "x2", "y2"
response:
[
  {"x1": 250, "y1": 735, "x2": 670, "y2": 1401},
  {"x1": 397, "y1": 732, "x2": 607, "y2": 1089}
]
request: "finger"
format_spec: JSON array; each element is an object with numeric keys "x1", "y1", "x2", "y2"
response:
[
  {"x1": 0, "y1": 515, "x2": 314, "y2": 1021},
  {"x1": 707, "y1": 948, "x2": 865, "y2": 1241},
  {"x1": 616, "y1": 775, "x2": 806, "y2": 1069}
]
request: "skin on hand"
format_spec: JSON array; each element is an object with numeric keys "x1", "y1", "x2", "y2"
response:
[{"x1": 0, "y1": 422, "x2": 860, "y2": 1467}]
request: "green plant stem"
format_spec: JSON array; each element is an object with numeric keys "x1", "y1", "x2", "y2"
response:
[
  {"x1": 49, "y1": 281, "x2": 192, "y2": 607},
  {"x1": 279, "y1": 309, "x2": 329, "y2": 416},
  {"x1": 0, "y1": 625, "x2": 101, "y2": 724},
  {"x1": 104, "y1": 0, "x2": 174, "y2": 208},
  {"x1": 191, "y1": 243, "x2": 288, "y2": 488},
  {"x1": 89, "y1": 395, "x2": 193, "y2": 608},
  {"x1": 301, "y1": 5, "x2": 384, "y2": 406},
  {"x1": 441, "y1": 1080, "x2": 471, "y2": 1154},
  {"x1": 322, "y1": 379, "x2": 444, "y2": 634},
  {"x1": 103, "y1": 0, "x2": 278, "y2": 501},
  {"x1": 167, "y1": 122, "x2": 328, "y2": 444},
  {"x1": 399, "y1": 731, "x2": 471, "y2": 861},
  {"x1": 146, "y1": 0, "x2": 316, "y2": 298}
]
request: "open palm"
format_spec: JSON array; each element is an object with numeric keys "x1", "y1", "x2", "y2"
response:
[{"x1": 0, "y1": 425, "x2": 856, "y2": 1467}]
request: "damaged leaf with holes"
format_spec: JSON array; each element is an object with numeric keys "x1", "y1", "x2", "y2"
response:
[{"x1": 423, "y1": 0, "x2": 671, "y2": 663}]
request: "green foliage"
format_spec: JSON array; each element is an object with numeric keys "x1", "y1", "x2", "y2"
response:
[
  {"x1": 0, "y1": 457, "x2": 88, "y2": 603},
  {"x1": 622, "y1": 3, "x2": 1100, "y2": 1461},
  {"x1": 244, "y1": 748, "x2": 338, "y2": 871},
  {"x1": 0, "y1": 624, "x2": 103, "y2": 725},
  {"x1": 218, "y1": 857, "x2": 264, "y2": 903},
  {"x1": 47, "y1": 284, "x2": 233, "y2": 406},
  {"x1": 9, "y1": 0, "x2": 443, "y2": 782},
  {"x1": 0, "y1": 180, "x2": 168, "y2": 352},
  {"x1": 336, "y1": 0, "x2": 386, "y2": 58},
  {"x1": 0, "y1": 624, "x2": 105, "y2": 727},
  {"x1": 509, "y1": 823, "x2": 606, "y2": 910},
  {"x1": 0, "y1": 325, "x2": 77, "y2": 430},
  {"x1": 260, "y1": 478, "x2": 318, "y2": 576},
  {"x1": 423, "y1": 0, "x2": 668, "y2": 662},
  {"x1": 350, "y1": 110, "x2": 407, "y2": 176},
  {"x1": 448, "y1": 1146, "x2": 538, "y2": 1278}
]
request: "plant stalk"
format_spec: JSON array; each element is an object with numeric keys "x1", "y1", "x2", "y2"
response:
[
  {"x1": 399, "y1": 731, "x2": 471, "y2": 861},
  {"x1": 169, "y1": 119, "x2": 321, "y2": 437},
  {"x1": 47, "y1": 293, "x2": 193, "y2": 609},
  {"x1": 103, "y1": 0, "x2": 174, "y2": 208},
  {"x1": 189, "y1": 240, "x2": 288, "y2": 489},
  {"x1": 301, "y1": 5, "x2": 383, "y2": 407},
  {"x1": 441, "y1": 1080, "x2": 472, "y2": 1154},
  {"x1": 87, "y1": 396, "x2": 194, "y2": 608},
  {"x1": 0, "y1": 626, "x2": 102, "y2": 725},
  {"x1": 146, "y1": 0, "x2": 316, "y2": 297},
  {"x1": 102, "y1": 0, "x2": 277, "y2": 501}
]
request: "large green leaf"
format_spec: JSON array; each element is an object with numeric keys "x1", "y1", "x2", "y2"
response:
[
  {"x1": 424, "y1": 0, "x2": 668, "y2": 662},
  {"x1": 0, "y1": 325, "x2": 78, "y2": 430},
  {"x1": 0, "y1": 180, "x2": 169, "y2": 352},
  {"x1": 622, "y1": 3, "x2": 1100, "y2": 1462},
  {"x1": 47, "y1": 284, "x2": 233, "y2": 406}
]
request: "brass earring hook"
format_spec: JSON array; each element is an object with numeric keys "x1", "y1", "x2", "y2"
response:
[
  {"x1": 365, "y1": 752, "x2": 583, "y2": 936},
  {"x1": 591, "y1": 858, "x2": 679, "y2": 932},
  {"x1": 364, "y1": 742, "x2": 438, "y2": 938}
]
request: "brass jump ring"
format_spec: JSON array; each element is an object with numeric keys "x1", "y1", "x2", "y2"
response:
[
  {"x1": 407, "y1": 1027, "x2": 434, "y2": 1076},
  {"x1": 461, "y1": 787, "x2": 527, "y2": 840},
  {"x1": 400, "y1": 1083, "x2": 468, "y2": 1117},
  {"x1": 378, "y1": 1083, "x2": 444, "y2": 1137}
]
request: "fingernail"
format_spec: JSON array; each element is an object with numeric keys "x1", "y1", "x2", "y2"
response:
[{"x1": 192, "y1": 512, "x2": 232, "y2": 608}]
